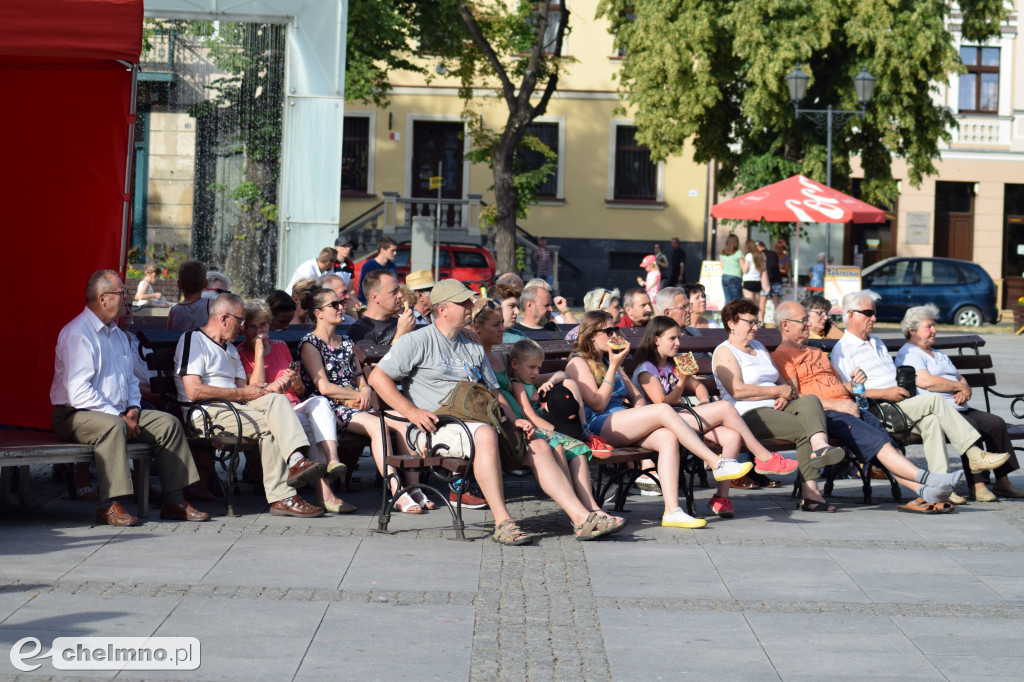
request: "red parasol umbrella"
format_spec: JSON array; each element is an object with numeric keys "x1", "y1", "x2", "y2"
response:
[
  {"x1": 711, "y1": 174, "x2": 886, "y2": 223},
  {"x1": 711, "y1": 174, "x2": 886, "y2": 301}
]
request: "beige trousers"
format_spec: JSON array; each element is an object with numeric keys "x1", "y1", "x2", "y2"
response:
[
  {"x1": 52, "y1": 406, "x2": 198, "y2": 501},
  {"x1": 196, "y1": 393, "x2": 309, "y2": 503},
  {"x1": 897, "y1": 393, "x2": 981, "y2": 474}
]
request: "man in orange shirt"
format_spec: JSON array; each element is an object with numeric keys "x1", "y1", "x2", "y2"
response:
[{"x1": 770, "y1": 301, "x2": 963, "y2": 511}]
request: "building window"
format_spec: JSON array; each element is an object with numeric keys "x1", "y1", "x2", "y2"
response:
[
  {"x1": 613, "y1": 124, "x2": 657, "y2": 201},
  {"x1": 958, "y1": 46, "x2": 999, "y2": 113},
  {"x1": 517, "y1": 122, "x2": 560, "y2": 198},
  {"x1": 342, "y1": 115, "x2": 371, "y2": 195}
]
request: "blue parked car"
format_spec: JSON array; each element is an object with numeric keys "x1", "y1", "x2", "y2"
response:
[{"x1": 859, "y1": 257, "x2": 998, "y2": 326}]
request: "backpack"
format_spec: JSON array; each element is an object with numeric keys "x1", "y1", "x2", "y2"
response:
[{"x1": 434, "y1": 380, "x2": 528, "y2": 471}]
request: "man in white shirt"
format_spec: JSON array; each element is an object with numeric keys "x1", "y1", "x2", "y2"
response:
[
  {"x1": 50, "y1": 270, "x2": 209, "y2": 526},
  {"x1": 174, "y1": 293, "x2": 328, "y2": 517},
  {"x1": 830, "y1": 290, "x2": 1009, "y2": 488},
  {"x1": 286, "y1": 247, "x2": 337, "y2": 294},
  {"x1": 319, "y1": 273, "x2": 356, "y2": 326}
]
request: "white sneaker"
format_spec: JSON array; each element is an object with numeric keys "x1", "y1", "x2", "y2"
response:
[
  {"x1": 661, "y1": 507, "x2": 707, "y2": 529},
  {"x1": 712, "y1": 459, "x2": 754, "y2": 482}
]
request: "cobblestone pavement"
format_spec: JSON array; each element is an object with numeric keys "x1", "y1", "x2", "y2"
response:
[{"x1": 1, "y1": 333, "x2": 1023, "y2": 680}]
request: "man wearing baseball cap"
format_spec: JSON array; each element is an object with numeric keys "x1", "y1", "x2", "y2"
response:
[{"x1": 370, "y1": 279, "x2": 621, "y2": 544}]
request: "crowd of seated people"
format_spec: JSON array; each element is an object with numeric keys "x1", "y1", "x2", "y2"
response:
[{"x1": 58, "y1": 250, "x2": 1020, "y2": 535}]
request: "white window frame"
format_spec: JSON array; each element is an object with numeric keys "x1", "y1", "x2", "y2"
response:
[
  {"x1": 341, "y1": 111, "x2": 376, "y2": 196},
  {"x1": 606, "y1": 117, "x2": 665, "y2": 208},
  {"x1": 525, "y1": 115, "x2": 566, "y2": 204}
]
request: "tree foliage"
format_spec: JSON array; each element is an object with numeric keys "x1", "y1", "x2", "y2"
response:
[
  {"x1": 346, "y1": 1, "x2": 569, "y2": 273},
  {"x1": 596, "y1": 0, "x2": 1009, "y2": 212}
]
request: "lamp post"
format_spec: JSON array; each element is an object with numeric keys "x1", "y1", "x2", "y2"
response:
[{"x1": 786, "y1": 65, "x2": 876, "y2": 259}]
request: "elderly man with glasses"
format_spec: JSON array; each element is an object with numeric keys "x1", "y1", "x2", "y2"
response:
[
  {"x1": 771, "y1": 301, "x2": 965, "y2": 510},
  {"x1": 830, "y1": 290, "x2": 1008, "y2": 501},
  {"x1": 175, "y1": 293, "x2": 328, "y2": 518},
  {"x1": 51, "y1": 270, "x2": 209, "y2": 526}
]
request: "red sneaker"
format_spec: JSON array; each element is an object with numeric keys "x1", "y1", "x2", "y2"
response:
[
  {"x1": 586, "y1": 435, "x2": 614, "y2": 459},
  {"x1": 754, "y1": 451, "x2": 798, "y2": 476},
  {"x1": 449, "y1": 489, "x2": 488, "y2": 509},
  {"x1": 706, "y1": 494, "x2": 735, "y2": 519}
]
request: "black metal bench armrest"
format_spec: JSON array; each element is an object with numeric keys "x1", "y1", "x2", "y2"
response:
[{"x1": 982, "y1": 387, "x2": 1024, "y2": 420}]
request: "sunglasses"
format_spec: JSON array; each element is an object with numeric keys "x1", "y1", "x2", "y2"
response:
[
  {"x1": 473, "y1": 298, "x2": 500, "y2": 320},
  {"x1": 850, "y1": 309, "x2": 877, "y2": 318},
  {"x1": 595, "y1": 326, "x2": 618, "y2": 336},
  {"x1": 320, "y1": 300, "x2": 345, "y2": 311}
]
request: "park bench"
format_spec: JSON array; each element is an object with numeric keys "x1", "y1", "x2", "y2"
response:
[{"x1": 0, "y1": 430, "x2": 156, "y2": 516}]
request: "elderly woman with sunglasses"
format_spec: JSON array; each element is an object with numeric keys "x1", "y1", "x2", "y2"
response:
[
  {"x1": 801, "y1": 294, "x2": 843, "y2": 340},
  {"x1": 713, "y1": 298, "x2": 846, "y2": 511},
  {"x1": 296, "y1": 287, "x2": 416, "y2": 513},
  {"x1": 564, "y1": 287, "x2": 622, "y2": 342},
  {"x1": 236, "y1": 299, "x2": 354, "y2": 513},
  {"x1": 895, "y1": 304, "x2": 1022, "y2": 502}
]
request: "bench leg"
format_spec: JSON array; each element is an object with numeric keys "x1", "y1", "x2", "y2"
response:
[{"x1": 137, "y1": 458, "x2": 151, "y2": 517}]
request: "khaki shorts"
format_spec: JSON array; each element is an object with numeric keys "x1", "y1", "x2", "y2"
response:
[{"x1": 407, "y1": 420, "x2": 487, "y2": 459}]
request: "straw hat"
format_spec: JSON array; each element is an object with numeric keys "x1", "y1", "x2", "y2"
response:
[{"x1": 405, "y1": 269, "x2": 435, "y2": 291}]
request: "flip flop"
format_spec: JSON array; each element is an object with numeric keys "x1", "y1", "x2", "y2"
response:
[
  {"x1": 897, "y1": 497, "x2": 941, "y2": 514},
  {"x1": 798, "y1": 500, "x2": 836, "y2": 513}
]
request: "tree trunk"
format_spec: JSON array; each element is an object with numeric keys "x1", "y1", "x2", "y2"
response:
[{"x1": 490, "y1": 138, "x2": 519, "y2": 275}]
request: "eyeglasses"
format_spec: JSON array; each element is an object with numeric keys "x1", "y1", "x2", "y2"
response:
[
  {"x1": 808, "y1": 309, "x2": 828, "y2": 317},
  {"x1": 784, "y1": 317, "x2": 809, "y2": 326},
  {"x1": 319, "y1": 300, "x2": 345, "y2": 311},
  {"x1": 737, "y1": 317, "x2": 761, "y2": 328},
  {"x1": 101, "y1": 290, "x2": 129, "y2": 299},
  {"x1": 224, "y1": 313, "x2": 244, "y2": 322},
  {"x1": 850, "y1": 309, "x2": 877, "y2": 318}
]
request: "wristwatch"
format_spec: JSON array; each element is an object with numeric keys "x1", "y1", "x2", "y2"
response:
[{"x1": 123, "y1": 406, "x2": 140, "y2": 416}]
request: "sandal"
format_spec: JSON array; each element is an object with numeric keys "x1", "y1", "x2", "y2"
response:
[
  {"x1": 409, "y1": 488, "x2": 437, "y2": 511},
  {"x1": 932, "y1": 501, "x2": 955, "y2": 514},
  {"x1": 897, "y1": 497, "x2": 942, "y2": 514},
  {"x1": 392, "y1": 492, "x2": 423, "y2": 515},
  {"x1": 809, "y1": 446, "x2": 846, "y2": 469},
  {"x1": 76, "y1": 486, "x2": 98, "y2": 501},
  {"x1": 798, "y1": 499, "x2": 836, "y2": 513},
  {"x1": 574, "y1": 510, "x2": 626, "y2": 540},
  {"x1": 492, "y1": 519, "x2": 533, "y2": 546}
]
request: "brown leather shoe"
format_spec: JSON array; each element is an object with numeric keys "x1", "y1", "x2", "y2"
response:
[
  {"x1": 269, "y1": 495, "x2": 324, "y2": 518},
  {"x1": 286, "y1": 458, "x2": 327, "y2": 489},
  {"x1": 730, "y1": 475, "x2": 760, "y2": 490},
  {"x1": 95, "y1": 501, "x2": 139, "y2": 527},
  {"x1": 160, "y1": 501, "x2": 211, "y2": 522}
]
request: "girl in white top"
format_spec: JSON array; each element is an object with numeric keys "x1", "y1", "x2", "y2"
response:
[
  {"x1": 713, "y1": 298, "x2": 846, "y2": 512},
  {"x1": 135, "y1": 264, "x2": 169, "y2": 306},
  {"x1": 740, "y1": 239, "x2": 768, "y2": 321},
  {"x1": 631, "y1": 317, "x2": 797, "y2": 518}
]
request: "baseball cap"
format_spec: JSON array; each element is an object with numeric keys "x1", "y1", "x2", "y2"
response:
[
  {"x1": 639, "y1": 254, "x2": 657, "y2": 268},
  {"x1": 430, "y1": 279, "x2": 475, "y2": 304}
]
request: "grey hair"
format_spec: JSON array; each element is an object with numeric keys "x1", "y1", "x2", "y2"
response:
[
  {"x1": 243, "y1": 299, "x2": 272, "y2": 325},
  {"x1": 86, "y1": 269, "x2": 120, "y2": 302},
  {"x1": 621, "y1": 287, "x2": 647, "y2": 309},
  {"x1": 319, "y1": 273, "x2": 344, "y2": 288},
  {"x1": 495, "y1": 272, "x2": 525, "y2": 289},
  {"x1": 900, "y1": 304, "x2": 940, "y2": 339},
  {"x1": 654, "y1": 287, "x2": 685, "y2": 315},
  {"x1": 209, "y1": 292, "x2": 245, "y2": 316},
  {"x1": 773, "y1": 301, "x2": 805, "y2": 328},
  {"x1": 520, "y1": 285, "x2": 546, "y2": 307},
  {"x1": 816, "y1": 252, "x2": 826, "y2": 264},
  {"x1": 841, "y1": 290, "x2": 881, "y2": 325},
  {"x1": 524, "y1": 278, "x2": 551, "y2": 291},
  {"x1": 583, "y1": 287, "x2": 620, "y2": 312},
  {"x1": 206, "y1": 271, "x2": 231, "y2": 289}
]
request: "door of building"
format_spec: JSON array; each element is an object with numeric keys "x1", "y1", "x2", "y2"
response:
[
  {"x1": 411, "y1": 121, "x2": 463, "y2": 199},
  {"x1": 933, "y1": 181, "x2": 974, "y2": 261}
]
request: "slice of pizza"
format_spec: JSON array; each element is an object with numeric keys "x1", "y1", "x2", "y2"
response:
[
  {"x1": 672, "y1": 352, "x2": 699, "y2": 376},
  {"x1": 607, "y1": 336, "x2": 629, "y2": 351}
]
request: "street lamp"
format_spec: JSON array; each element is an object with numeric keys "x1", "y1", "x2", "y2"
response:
[{"x1": 786, "y1": 65, "x2": 875, "y2": 258}]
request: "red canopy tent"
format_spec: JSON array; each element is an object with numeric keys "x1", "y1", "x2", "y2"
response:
[
  {"x1": 0, "y1": 0, "x2": 142, "y2": 429},
  {"x1": 711, "y1": 174, "x2": 887, "y2": 302}
]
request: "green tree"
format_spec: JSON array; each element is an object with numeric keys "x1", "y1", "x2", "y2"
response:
[
  {"x1": 596, "y1": 0, "x2": 1009, "y2": 220},
  {"x1": 345, "y1": 1, "x2": 568, "y2": 274}
]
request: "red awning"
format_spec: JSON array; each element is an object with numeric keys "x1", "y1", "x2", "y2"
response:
[
  {"x1": 711, "y1": 174, "x2": 886, "y2": 224},
  {"x1": 0, "y1": 0, "x2": 143, "y2": 62}
]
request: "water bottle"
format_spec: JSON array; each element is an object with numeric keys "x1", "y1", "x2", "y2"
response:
[{"x1": 852, "y1": 379, "x2": 868, "y2": 411}]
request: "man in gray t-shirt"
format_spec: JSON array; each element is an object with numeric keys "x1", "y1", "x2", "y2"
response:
[{"x1": 370, "y1": 280, "x2": 611, "y2": 545}]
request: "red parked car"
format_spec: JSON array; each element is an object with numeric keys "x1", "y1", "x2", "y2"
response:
[{"x1": 353, "y1": 242, "x2": 496, "y2": 294}]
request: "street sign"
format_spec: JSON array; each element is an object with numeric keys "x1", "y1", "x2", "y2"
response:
[{"x1": 429, "y1": 176, "x2": 443, "y2": 190}]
